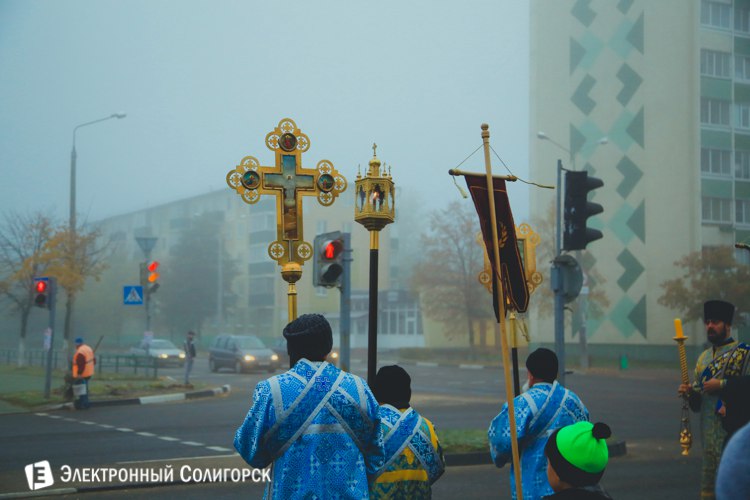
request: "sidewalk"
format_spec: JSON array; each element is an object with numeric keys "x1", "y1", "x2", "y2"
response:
[{"x1": 0, "y1": 365, "x2": 228, "y2": 415}]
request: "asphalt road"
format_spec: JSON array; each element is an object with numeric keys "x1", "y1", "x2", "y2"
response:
[{"x1": 0, "y1": 358, "x2": 703, "y2": 498}]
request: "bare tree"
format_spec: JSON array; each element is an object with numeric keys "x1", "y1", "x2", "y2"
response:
[
  {"x1": 411, "y1": 201, "x2": 491, "y2": 348},
  {"x1": 0, "y1": 212, "x2": 55, "y2": 365}
]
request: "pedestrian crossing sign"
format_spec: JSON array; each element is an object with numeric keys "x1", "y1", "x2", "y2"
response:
[{"x1": 123, "y1": 286, "x2": 144, "y2": 305}]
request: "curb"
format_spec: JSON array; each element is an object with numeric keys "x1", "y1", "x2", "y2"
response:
[{"x1": 48, "y1": 384, "x2": 231, "y2": 411}]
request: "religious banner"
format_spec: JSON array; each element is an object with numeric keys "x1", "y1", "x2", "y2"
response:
[{"x1": 465, "y1": 173, "x2": 529, "y2": 315}]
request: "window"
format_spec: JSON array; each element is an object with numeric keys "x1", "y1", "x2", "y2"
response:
[
  {"x1": 736, "y1": 150, "x2": 750, "y2": 179},
  {"x1": 738, "y1": 103, "x2": 750, "y2": 129},
  {"x1": 702, "y1": 49, "x2": 731, "y2": 77},
  {"x1": 702, "y1": 148, "x2": 732, "y2": 175},
  {"x1": 736, "y1": 55, "x2": 750, "y2": 81},
  {"x1": 702, "y1": 0, "x2": 731, "y2": 29},
  {"x1": 737, "y1": 6, "x2": 750, "y2": 33},
  {"x1": 701, "y1": 98, "x2": 731, "y2": 126},
  {"x1": 737, "y1": 199, "x2": 750, "y2": 224},
  {"x1": 702, "y1": 197, "x2": 732, "y2": 222}
]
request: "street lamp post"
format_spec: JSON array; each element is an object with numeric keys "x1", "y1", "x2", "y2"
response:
[
  {"x1": 537, "y1": 131, "x2": 607, "y2": 382},
  {"x1": 65, "y1": 113, "x2": 126, "y2": 352},
  {"x1": 70, "y1": 113, "x2": 127, "y2": 231}
]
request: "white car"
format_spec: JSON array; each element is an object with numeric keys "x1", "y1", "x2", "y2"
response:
[{"x1": 129, "y1": 339, "x2": 185, "y2": 367}]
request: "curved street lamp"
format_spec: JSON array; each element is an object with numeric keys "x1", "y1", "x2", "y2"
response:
[{"x1": 70, "y1": 113, "x2": 127, "y2": 230}]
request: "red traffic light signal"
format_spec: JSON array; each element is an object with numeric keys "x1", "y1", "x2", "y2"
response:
[
  {"x1": 33, "y1": 277, "x2": 53, "y2": 309},
  {"x1": 324, "y1": 240, "x2": 343, "y2": 260},
  {"x1": 314, "y1": 232, "x2": 344, "y2": 287},
  {"x1": 147, "y1": 261, "x2": 160, "y2": 283}
]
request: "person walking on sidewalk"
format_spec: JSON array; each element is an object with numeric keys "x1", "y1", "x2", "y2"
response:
[
  {"x1": 72, "y1": 337, "x2": 95, "y2": 410},
  {"x1": 183, "y1": 331, "x2": 196, "y2": 387},
  {"x1": 370, "y1": 365, "x2": 445, "y2": 499},
  {"x1": 234, "y1": 313, "x2": 384, "y2": 499},
  {"x1": 489, "y1": 348, "x2": 589, "y2": 500}
]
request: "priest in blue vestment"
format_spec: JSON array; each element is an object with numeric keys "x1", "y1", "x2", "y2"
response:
[
  {"x1": 488, "y1": 348, "x2": 590, "y2": 500},
  {"x1": 234, "y1": 314, "x2": 385, "y2": 499},
  {"x1": 370, "y1": 365, "x2": 445, "y2": 499}
]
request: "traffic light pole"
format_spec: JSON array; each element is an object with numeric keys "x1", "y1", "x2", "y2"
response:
[
  {"x1": 43, "y1": 279, "x2": 57, "y2": 399},
  {"x1": 339, "y1": 233, "x2": 352, "y2": 372},
  {"x1": 553, "y1": 159, "x2": 566, "y2": 385}
]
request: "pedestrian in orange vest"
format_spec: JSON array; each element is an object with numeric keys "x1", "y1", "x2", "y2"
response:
[{"x1": 72, "y1": 337, "x2": 95, "y2": 410}]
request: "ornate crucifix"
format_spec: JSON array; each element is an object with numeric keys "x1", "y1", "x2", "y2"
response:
[{"x1": 226, "y1": 118, "x2": 347, "y2": 320}]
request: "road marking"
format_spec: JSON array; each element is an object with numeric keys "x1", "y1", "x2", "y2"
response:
[
  {"x1": 458, "y1": 364, "x2": 484, "y2": 370},
  {"x1": 34, "y1": 413, "x2": 231, "y2": 456},
  {"x1": 416, "y1": 362, "x2": 438, "y2": 367},
  {"x1": 116, "y1": 453, "x2": 237, "y2": 465}
]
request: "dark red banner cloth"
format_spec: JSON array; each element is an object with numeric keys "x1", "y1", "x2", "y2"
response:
[{"x1": 465, "y1": 174, "x2": 529, "y2": 317}]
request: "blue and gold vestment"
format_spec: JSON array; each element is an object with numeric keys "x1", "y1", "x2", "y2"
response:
[
  {"x1": 234, "y1": 359, "x2": 385, "y2": 499},
  {"x1": 488, "y1": 381, "x2": 589, "y2": 500}
]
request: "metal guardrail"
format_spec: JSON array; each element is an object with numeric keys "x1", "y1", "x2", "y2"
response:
[{"x1": 0, "y1": 349, "x2": 160, "y2": 378}]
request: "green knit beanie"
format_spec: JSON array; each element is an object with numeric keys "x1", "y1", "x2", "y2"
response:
[{"x1": 545, "y1": 421, "x2": 611, "y2": 486}]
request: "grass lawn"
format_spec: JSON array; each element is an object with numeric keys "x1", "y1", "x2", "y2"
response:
[{"x1": 0, "y1": 364, "x2": 205, "y2": 408}]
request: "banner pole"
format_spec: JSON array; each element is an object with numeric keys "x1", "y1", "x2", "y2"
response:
[{"x1": 481, "y1": 123, "x2": 523, "y2": 500}]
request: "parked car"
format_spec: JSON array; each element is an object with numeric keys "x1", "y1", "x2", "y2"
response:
[
  {"x1": 209, "y1": 334, "x2": 280, "y2": 373},
  {"x1": 270, "y1": 337, "x2": 339, "y2": 368},
  {"x1": 129, "y1": 338, "x2": 185, "y2": 367}
]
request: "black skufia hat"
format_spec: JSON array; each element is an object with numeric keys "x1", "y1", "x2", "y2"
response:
[
  {"x1": 373, "y1": 365, "x2": 412, "y2": 408},
  {"x1": 704, "y1": 300, "x2": 735, "y2": 325},
  {"x1": 283, "y1": 313, "x2": 333, "y2": 359}
]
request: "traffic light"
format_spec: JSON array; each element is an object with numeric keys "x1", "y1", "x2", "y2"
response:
[
  {"x1": 146, "y1": 261, "x2": 160, "y2": 294},
  {"x1": 563, "y1": 170, "x2": 604, "y2": 251},
  {"x1": 313, "y1": 231, "x2": 344, "y2": 287},
  {"x1": 34, "y1": 277, "x2": 52, "y2": 309}
]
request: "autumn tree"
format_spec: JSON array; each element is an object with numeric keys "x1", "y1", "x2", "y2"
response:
[
  {"x1": 411, "y1": 201, "x2": 492, "y2": 348},
  {"x1": 0, "y1": 211, "x2": 55, "y2": 365},
  {"x1": 159, "y1": 212, "x2": 239, "y2": 336},
  {"x1": 42, "y1": 222, "x2": 112, "y2": 355},
  {"x1": 659, "y1": 246, "x2": 750, "y2": 325}
]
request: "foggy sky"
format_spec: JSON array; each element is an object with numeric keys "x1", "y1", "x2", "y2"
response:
[{"x1": 0, "y1": 1, "x2": 530, "y2": 225}]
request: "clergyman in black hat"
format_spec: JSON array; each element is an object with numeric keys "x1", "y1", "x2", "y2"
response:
[
  {"x1": 234, "y1": 313, "x2": 384, "y2": 498},
  {"x1": 369, "y1": 365, "x2": 445, "y2": 498},
  {"x1": 678, "y1": 299, "x2": 739, "y2": 498}
]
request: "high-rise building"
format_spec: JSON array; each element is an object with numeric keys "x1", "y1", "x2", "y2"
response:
[{"x1": 530, "y1": 0, "x2": 749, "y2": 360}]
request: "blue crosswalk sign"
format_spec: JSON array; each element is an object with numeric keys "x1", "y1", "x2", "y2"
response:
[{"x1": 123, "y1": 286, "x2": 144, "y2": 305}]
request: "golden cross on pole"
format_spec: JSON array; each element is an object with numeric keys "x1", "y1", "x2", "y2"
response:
[{"x1": 226, "y1": 118, "x2": 347, "y2": 321}]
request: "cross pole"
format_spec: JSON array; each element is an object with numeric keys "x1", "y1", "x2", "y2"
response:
[{"x1": 226, "y1": 118, "x2": 347, "y2": 322}]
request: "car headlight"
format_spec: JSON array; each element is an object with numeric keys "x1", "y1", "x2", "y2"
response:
[
  {"x1": 330, "y1": 352, "x2": 339, "y2": 359},
  {"x1": 271, "y1": 354, "x2": 279, "y2": 361},
  {"x1": 159, "y1": 354, "x2": 168, "y2": 359},
  {"x1": 178, "y1": 353, "x2": 186, "y2": 359},
  {"x1": 244, "y1": 355, "x2": 256, "y2": 362}
]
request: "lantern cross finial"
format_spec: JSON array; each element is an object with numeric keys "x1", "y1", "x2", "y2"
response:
[{"x1": 372, "y1": 143, "x2": 377, "y2": 157}]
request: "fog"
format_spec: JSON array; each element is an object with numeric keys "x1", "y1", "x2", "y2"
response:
[{"x1": 0, "y1": 0, "x2": 531, "y2": 224}]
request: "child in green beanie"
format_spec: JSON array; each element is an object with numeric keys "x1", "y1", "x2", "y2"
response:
[{"x1": 543, "y1": 421, "x2": 613, "y2": 499}]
